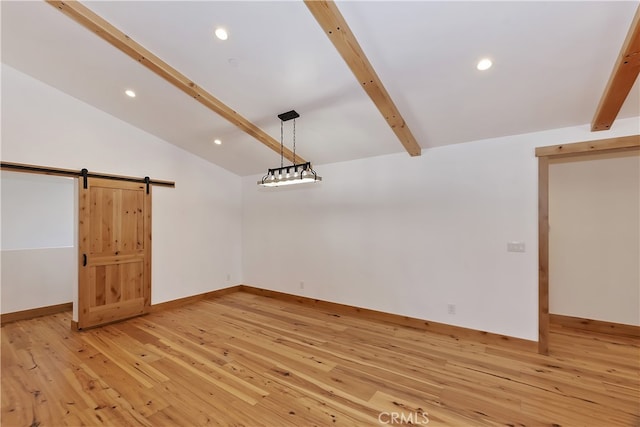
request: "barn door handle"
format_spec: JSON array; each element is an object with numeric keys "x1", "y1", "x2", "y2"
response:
[{"x1": 83, "y1": 254, "x2": 87, "y2": 267}]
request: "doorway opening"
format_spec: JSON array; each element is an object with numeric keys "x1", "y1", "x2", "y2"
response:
[{"x1": 536, "y1": 135, "x2": 639, "y2": 354}]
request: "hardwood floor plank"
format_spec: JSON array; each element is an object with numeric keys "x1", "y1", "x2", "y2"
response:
[
  {"x1": 148, "y1": 359, "x2": 250, "y2": 425},
  {"x1": 80, "y1": 332, "x2": 166, "y2": 388},
  {"x1": 154, "y1": 337, "x2": 270, "y2": 397},
  {"x1": 2, "y1": 292, "x2": 638, "y2": 426},
  {"x1": 77, "y1": 348, "x2": 172, "y2": 418}
]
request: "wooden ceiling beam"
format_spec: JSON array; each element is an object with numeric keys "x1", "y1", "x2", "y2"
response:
[
  {"x1": 305, "y1": 0, "x2": 421, "y2": 157},
  {"x1": 46, "y1": 0, "x2": 305, "y2": 165},
  {"x1": 591, "y1": 5, "x2": 640, "y2": 132}
]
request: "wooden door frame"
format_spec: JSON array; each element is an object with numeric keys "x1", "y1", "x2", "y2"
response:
[{"x1": 535, "y1": 134, "x2": 640, "y2": 354}]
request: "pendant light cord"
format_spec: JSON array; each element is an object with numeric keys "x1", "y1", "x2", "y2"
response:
[
  {"x1": 292, "y1": 118, "x2": 296, "y2": 165},
  {"x1": 280, "y1": 120, "x2": 284, "y2": 169}
]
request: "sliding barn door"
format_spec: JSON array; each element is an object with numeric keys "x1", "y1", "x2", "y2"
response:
[{"x1": 77, "y1": 178, "x2": 151, "y2": 329}]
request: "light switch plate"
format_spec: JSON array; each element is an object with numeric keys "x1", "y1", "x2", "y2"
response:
[{"x1": 507, "y1": 241, "x2": 526, "y2": 253}]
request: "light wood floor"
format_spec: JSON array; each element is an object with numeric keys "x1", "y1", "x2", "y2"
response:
[{"x1": 2, "y1": 292, "x2": 639, "y2": 426}]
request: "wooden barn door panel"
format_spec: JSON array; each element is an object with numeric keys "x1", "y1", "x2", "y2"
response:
[{"x1": 78, "y1": 178, "x2": 151, "y2": 329}]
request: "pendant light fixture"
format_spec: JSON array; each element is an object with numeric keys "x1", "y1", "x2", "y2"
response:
[{"x1": 258, "y1": 110, "x2": 322, "y2": 187}]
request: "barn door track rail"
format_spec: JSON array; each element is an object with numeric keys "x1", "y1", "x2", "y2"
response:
[{"x1": 1, "y1": 161, "x2": 175, "y2": 191}]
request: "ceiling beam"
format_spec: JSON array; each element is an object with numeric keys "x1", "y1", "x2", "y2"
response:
[
  {"x1": 46, "y1": 0, "x2": 305, "y2": 165},
  {"x1": 305, "y1": 0, "x2": 421, "y2": 157},
  {"x1": 591, "y1": 5, "x2": 640, "y2": 132}
]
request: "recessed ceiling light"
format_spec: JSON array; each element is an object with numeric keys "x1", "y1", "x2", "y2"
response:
[
  {"x1": 125, "y1": 89, "x2": 136, "y2": 98},
  {"x1": 213, "y1": 139, "x2": 222, "y2": 145},
  {"x1": 214, "y1": 28, "x2": 228, "y2": 41},
  {"x1": 476, "y1": 58, "x2": 492, "y2": 71}
]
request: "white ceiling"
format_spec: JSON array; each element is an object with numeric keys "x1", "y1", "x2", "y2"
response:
[{"x1": 2, "y1": 1, "x2": 639, "y2": 176}]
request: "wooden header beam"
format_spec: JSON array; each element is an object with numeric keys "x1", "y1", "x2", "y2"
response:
[
  {"x1": 591, "y1": 5, "x2": 640, "y2": 131},
  {"x1": 305, "y1": 0, "x2": 421, "y2": 157},
  {"x1": 46, "y1": 0, "x2": 305, "y2": 165},
  {"x1": 535, "y1": 134, "x2": 639, "y2": 158}
]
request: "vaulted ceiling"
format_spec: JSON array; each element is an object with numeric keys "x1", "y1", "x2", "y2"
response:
[{"x1": 2, "y1": 1, "x2": 639, "y2": 176}]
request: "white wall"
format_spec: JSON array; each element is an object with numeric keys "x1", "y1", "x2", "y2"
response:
[
  {"x1": 242, "y1": 117, "x2": 640, "y2": 341},
  {"x1": 1, "y1": 172, "x2": 74, "y2": 250},
  {"x1": 1, "y1": 172, "x2": 77, "y2": 313},
  {"x1": 1, "y1": 248, "x2": 76, "y2": 312},
  {"x1": 1, "y1": 64, "x2": 243, "y2": 315},
  {"x1": 549, "y1": 151, "x2": 640, "y2": 326}
]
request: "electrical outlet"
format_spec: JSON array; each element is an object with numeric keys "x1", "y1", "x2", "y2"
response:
[
  {"x1": 300, "y1": 281, "x2": 305, "y2": 289},
  {"x1": 447, "y1": 304, "x2": 456, "y2": 315},
  {"x1": 507, "y1": 241, "x2": 526, "y2": 253},
  {"x1": 226, "y1": 274, "x2": 231, "y2": 282}
]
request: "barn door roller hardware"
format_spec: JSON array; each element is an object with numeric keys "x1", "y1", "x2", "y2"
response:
[{"x1": 81, "y1": 168, "x2": 88, "y2": 189}]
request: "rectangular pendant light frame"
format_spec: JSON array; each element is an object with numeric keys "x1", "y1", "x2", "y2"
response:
[{"x1": 258, "y1": 162, "x2": 322, "y2": 187}]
